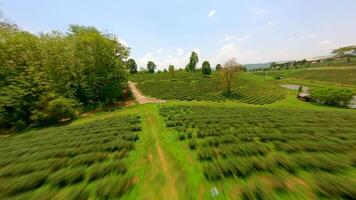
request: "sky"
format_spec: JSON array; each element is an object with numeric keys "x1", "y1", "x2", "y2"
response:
[{"x1": 1, "y1": 0, "x2": 356, "y2": 70}]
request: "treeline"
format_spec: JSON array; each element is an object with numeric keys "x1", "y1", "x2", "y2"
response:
[{"x1": 0, "y1": 22, "x2": 129, "y2": 132}]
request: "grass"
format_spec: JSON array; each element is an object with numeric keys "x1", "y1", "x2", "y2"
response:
[
  {"x1": 159, "y1": 105, "x2": 356, "y2": 199},
  {"x1": 0, "y1": 114, "x2": 141, "y2": 199},
  {"x1": 1, "y1": 65, "x2": 356, "y2": 199},
  {"x1": 131, "y1": 71, "x2": 286, "y2": 105},
  {"x1": 253, "y1": 66, "x2": 356, "y2": 91}
]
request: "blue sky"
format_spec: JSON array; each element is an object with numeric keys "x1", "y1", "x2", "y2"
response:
[{"x1": 1, "y1": 0, "x2": 356, "y2": 70}]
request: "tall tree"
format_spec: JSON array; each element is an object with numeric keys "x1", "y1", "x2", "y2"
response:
[
  {"x1": 219, "y1": 58, "x2": 242, "y2": 94},
  {"x1": 185, "y1": 51, "x2": 199, "y2": 71},
  {"x1": 168, "y1": 65, "x2": 175, "y2": 79},
  {"x1": 332, "y1": 45, "x2": 356, "y2": 62},
  {"x1": 201, "y1": 61, "x2": 212, "y2": 76},
  {"x1": 216, "y1": 64, "x2": 222, "y2": 71},
  {"x1": 147, "y1": 61, "x2": 156, "y2": 73},
  {"x1": 127, "y1": 58, "x2": 137, "y2": 74}
]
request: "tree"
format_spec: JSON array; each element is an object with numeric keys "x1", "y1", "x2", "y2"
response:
[
  {"x1": 333, "y1": 45, "x2": 356, "y2": 62},
  {"x1": 185, "y1": 51, "x2": 199, "y2": 71},
  {"x1": 147, "y1": 61, "x2": 156, "y2": 73},
  {"x1": 201, "y1": 61, "x2": 211, "y2": 76},
  {"x1": 127, "y1": 58, "x2": 137, "y2": 74},
  {"x1": 216, "y1": 64, "x2": 222, "y2": 71},
  {"x1": 168, "y1": 65, "x2": 175, "y2": 79},
  {"x1": 0, "y1": 22, "x2": 129, "y2": 132},
  {"x1": 219, "y1": 58, "x2": 242, "y2": 94}
]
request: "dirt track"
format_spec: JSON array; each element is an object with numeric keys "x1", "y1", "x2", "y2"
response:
[{"x1": 128, "y1": 81, "x2": 166, "y2": 104}]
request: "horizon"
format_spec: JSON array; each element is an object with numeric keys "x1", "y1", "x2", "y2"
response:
[{"x1": 1, "y1": 0, "x2": 356, "y2": 70}]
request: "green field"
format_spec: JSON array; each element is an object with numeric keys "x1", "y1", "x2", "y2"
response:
[
  {"x1": 159, "y1": 105, "x2": 356, "y2": 199},
  {"x1": 1, "y1": 69, "x2": 356, "y2": 199},
  {"x1": 254, "y1": 67, "x2": 356, "y2": 86},
  {"x1": 0, "y1": 115, "x2": 141, "y2": 199},
  {"x1": 131, "y1": 71, "x2": 286, "y2": 105}
]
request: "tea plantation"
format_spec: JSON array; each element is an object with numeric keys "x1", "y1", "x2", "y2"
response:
[
  {"x1": 254, "y1": 67, "x2": 356, "y2": 85},
  {"x1": 0, "y1": 115, "x2": 141, "y2": 199},
  {"x1": 159, "y1": 105, "x2": 356, "y2": 199},
  {"x1": 131, "y1": 72, "x2": 285, "y2": 105}
]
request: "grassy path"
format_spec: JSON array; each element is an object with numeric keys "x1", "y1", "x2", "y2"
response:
[{"x1": 122, "y1": 104, "x2": 208, "y2": 200}]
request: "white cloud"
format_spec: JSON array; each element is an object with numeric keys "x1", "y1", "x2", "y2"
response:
[
  {"x1": 216, "y1": 44, "x2": 258, "y2": 64},
  {"x1": 287, "y1": 38, "x2": 296, "y2": 43},
  {"x1": 208, "y1": 9, "x2": 216, "y2": 17},
  {"x1": 299, "y1": 33, "x2": 318, "y2": 40},
  {"x1": 265, "y1": 20, "x2": 276, "y2": 27},
  {"x1": 224, "y1": 34, "x2": 252, "y2": 42},
  {"x1": 250, "y1": 7, "x2": 268, "y2": 16},
  {"x1": 157, "y1": 48, "x2": 164, "y2": 54},
  {"x1": 176, "y1": 48, "x2": 184, "y2": 56},
  {"x1": 317, "y1": 40, "x2": 333, "y2": 46},
  {"x1": 137, "y1": 49, "x2": 198, "y2": 71}
]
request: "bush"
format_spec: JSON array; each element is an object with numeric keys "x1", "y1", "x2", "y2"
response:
[
  {"x1": 314, "y1": 173, "x2": 356, "y2": 199},
  {"x1": 310, "y1": 87, "x2": 353, "y2": 107},
  {"x1": 48, "y1": 166, "x2": 85, "y2": 187},
  {"x1": 47, "y1": 96, "x2": 78, "y2": 122},
  {"x1": 95, "y1": 176, "x2": 133, "y2": 198},
  {"x1": 0, "y1": 170, "x2": 49, "y2": 195},
  {"x1": 88, "y1": 161, "x2": 127, "y2": 181}
]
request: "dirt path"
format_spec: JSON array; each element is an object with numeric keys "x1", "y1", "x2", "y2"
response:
[
  {"x1": 128, "y1": 81, "x2": 166, "y2": 104},
  {"x1": 146, "y1": 114, "x2": 178, "y2": 200}
]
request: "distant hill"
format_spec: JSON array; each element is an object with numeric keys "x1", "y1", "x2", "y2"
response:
[{"x1": 243, "y1": 62, "x2": 271, "y2": 70}]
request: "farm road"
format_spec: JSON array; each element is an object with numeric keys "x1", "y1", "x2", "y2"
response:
[{"x1": 128, "y1": 81, "x2": 166, "y2": 104}]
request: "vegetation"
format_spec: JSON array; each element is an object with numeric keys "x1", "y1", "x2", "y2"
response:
[
  {"x1": 168, "y1": 64, "x2": 175, "y2": 79},
  {"x1": 220, "y1": 58, "x2": 243, "y2": 94},
  {"x1": 127, "y1": 58, "x2": 138, "y2": 74},
  {"x1": 216, "y1": 64, "x2": 222, "y2": 71},
  {"x1": 131, "y1": 71, "x2": 285, "y2": 104},
  {"x1": 159, "y1": 105, "x2": 356, "y2": 199},
  {"x1": 0, "y1": 114, "x2": 141, "y2": 199},
  {"x1": 310, "y1": 87, "x2": 353, "y2": 107},
  {"x1": 185, "y1": 51, "x2": 199, "y2": 71},
  {"x1": 333, "y1": 45, "x2": 356, "y2": 62},
  {"x1": 147, "y1": 61, "x2": 156, "y2": 73},
  {"x1": 0, "y1": 23, "x2": 129, "y2": 132},
  {"x1": 201, "y1": 61, "x2": 212, "y2": 76}
]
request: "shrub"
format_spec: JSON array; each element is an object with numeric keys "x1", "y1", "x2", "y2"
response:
[
  {"x1": 95, "y1": 176, "x2": 133, "y2": 198},
  {"x1": 88, "y1": 161, "x2": 127, "y2": 181},
  {"x1": 0, "y1": 170, "x2": 49, "y2": 195},
  {"x1": 310, "y1": 87, "x2": 353, "y2": 107},
  {"x1": 68, "y1": 152, "x2": 107, "y2": 166},
  {"x1": 48, "y1": 166, "x2": 85, "y2": 187},
  {"x1": 314, "y1": 173, "x2": 356, "y2": 199}
]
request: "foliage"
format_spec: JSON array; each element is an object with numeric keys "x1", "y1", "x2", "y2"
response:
[
  {"x1": 215, "y1": 64, "x2": 222, "y2": 71},
  {"x1": 95, "y1": 176, "x2": 133, "y2": 199},
  {"x1": 131, "y1": 71, "x2": 285, "y2": 105},
  {"x1": 0, "y1": 115, "x2": 141, "y2": 198},
  {"x1": 185, "y1": 51, "x2": 199, "y2": 71},
  {"x1": 201, "y1": 61, "x2": 212, "y2": 76},
  {"x1": 168, "y1": 65, "x2": 175, "y2": 79},
  {"x1": 127, "y1": 58, "x2": 138, "y2": 74},
  {"x1": 159, "y1": 105, "x2": 356, "y2": 199},
  {"x1": 0, "y1": 23, "x2": 129, "y2": 132},
  {"x1": 310, "y1": 87, "x2": 353, "y2": 107},
  {"x1": 333, "y1": 45, "x2": 356, "y2": 62},
  {"x1": 147, "y1": 61, "x2": 156, "y2": 73},
  {"x1": 220, "y1": 58, "x2": 243, "y2": 94}
]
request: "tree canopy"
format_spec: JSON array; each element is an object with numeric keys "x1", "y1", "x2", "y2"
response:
[
  {"x1": 147, "y1": 61, "x2": 156, "y2": 73},
  {"x1": 201, "y1": 61, "x2": 212, "y2": 76},
  {"x1": 127, "y1": 58, "x2": 138, "y2": 74},
  {"x1": 333, "y1": 45, "x2": 356, "y2": 62},
  {"x1": 186, "y1": 51, "x2": 199, "y2": 71},
  {"x1": 0, "y1": 23, "x2": 129, "y2": 132}
]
